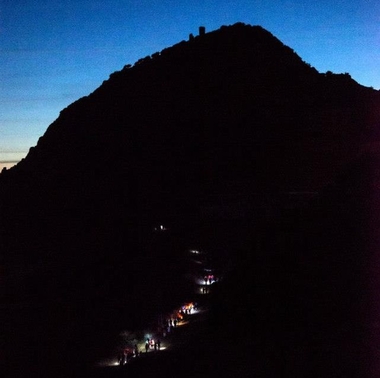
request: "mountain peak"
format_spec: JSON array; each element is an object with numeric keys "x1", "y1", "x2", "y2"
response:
[
  {"x1": 2, "y1": 22, "x2": 380, "y2": 376},
  {"x1": 1, "y1": 22, "x2": 379, "y2": 258}
]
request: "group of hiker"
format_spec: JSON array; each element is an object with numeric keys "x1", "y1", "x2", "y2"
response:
[
  {"x1": 158, "y1": 302, "x2": 196, "y2": 337},
  {"x1": 145, "y1": 338, "x2": 161, "y2": 353},
  {"x1": 118, "y1": 344, "x2": 139, "y2": 366},
  {"x1": 117, "y1": 302, "x2": 197, "y2": 366}
]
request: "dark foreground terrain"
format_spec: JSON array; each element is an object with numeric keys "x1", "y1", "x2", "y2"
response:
[{"x1": 3, "y1": 207, "x2": 372, "y2": 378}]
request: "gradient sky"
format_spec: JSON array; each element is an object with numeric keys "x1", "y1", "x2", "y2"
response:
[{"x1": 1, "y1": 0, "x2": 380, "y2": 170}]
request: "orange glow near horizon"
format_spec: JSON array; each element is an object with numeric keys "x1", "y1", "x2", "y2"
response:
[{"x1": 0, "y1": 162, "x2": 18, "y2": 171}]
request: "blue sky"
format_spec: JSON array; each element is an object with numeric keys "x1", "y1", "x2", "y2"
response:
[{"x1": 1, "y1": 0, "x2": 380, "y2": 169}]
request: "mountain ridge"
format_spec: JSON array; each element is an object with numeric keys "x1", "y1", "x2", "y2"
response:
[
  {"x1": 1, "y1": 22, "x2": 380, "y2": 263},
  {"x1": 2, "y1": 21, "x2": 380, "y2": 377},
  {"x1": 0, "y1": 21, "x2": 379, "y2": 265},
  {"x1": 4, "y1": 22, "x2": 378, "y2": 181}
]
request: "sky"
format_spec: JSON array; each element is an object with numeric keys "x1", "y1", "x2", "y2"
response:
[{"x1": 1, "y1": 0, "x2": 380, "y2": 170}]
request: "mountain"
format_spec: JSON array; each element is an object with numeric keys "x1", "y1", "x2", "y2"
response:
[
  {"x1": 1, "y1": 22, "x2": 380, "y2": 376},
  {"x1": 1, "y1": 22, "x2": 379, "y2": 260}
]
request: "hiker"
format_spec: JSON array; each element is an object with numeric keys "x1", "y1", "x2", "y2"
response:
[
  {"x1": 124, "y1": 348, "x2": 130, "y2": 364},
  {"x1": 154, "y1": 341, "x2": 157, "y2": 351},
  {"x1": 134, "y1": 344, "x2": 139, "y2": 357},
  {"x1": 118, "y1": 352, "x2": 124, "y2": 365},
  {"x1": 145, "y1": 341, "x2": 149, "y2": 353},
  {"x1": 174, "y1": 318, "x2": 177, "y2": 327},
  {"x1": 157, "y1": 339, "x2": 161, "y2": 350}
]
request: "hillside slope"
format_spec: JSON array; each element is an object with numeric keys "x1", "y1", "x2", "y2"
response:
[
  {"x1": 1, "y1": 23, "x2": 379, "y2": 262},
  {"x1": 1, "y1": 22, "x2": 380, "y2": 376}
]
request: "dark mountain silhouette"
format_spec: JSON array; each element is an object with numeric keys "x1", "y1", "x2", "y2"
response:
[
  {"x1": 1, "y1": 22, "x2": 379, "y2": 260},
  {"x1": 1, "y1": 22, "x2": 380, "y2": 377}
]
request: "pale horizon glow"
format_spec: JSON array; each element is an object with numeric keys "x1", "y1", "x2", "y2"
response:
[
  {"x1": 0, "y1": 162, "x2": 20, "y2": 171},
  {"x1": 1, "y1": 1, "x2": 379, "y2": 169}
]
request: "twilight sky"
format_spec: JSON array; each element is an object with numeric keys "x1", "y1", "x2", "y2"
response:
[{"x1": 1, "y1": 0, "x2": 380, "y2": 170}]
